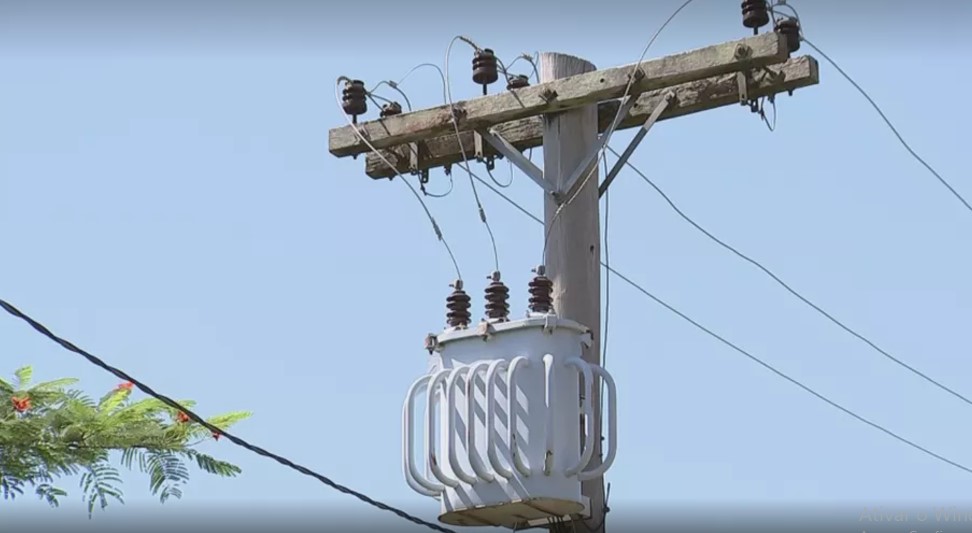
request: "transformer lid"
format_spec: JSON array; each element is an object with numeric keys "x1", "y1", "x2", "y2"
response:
[{"x1": 436, "y1": 314, "x2": 590, "y2": 346}]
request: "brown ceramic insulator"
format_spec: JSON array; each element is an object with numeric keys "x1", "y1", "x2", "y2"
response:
[
  {"x1": 380, "y1": 101, "x2": 403, "y2": 117},
  {"x1": 446, "y1": 280, "x2": 472, "y2": 328},
  {"x1": 506, "y1": 74, "x2": 530, "y2": 90},
  {"x1": 741, "y1": 0, "x2": 770, "y2": 31},
  {"x1": 527, "y1": 272, "x2": 554, "y2": 314},
  {"x1": 774, "y1": 17, "x2": 801, "y2": 52},
  {"x1": 342, "y1": 79, "x2": 367, "y2": 123},
  {"x1": 484, "y1": 272, "x2": 510, "y2": 321},
  {"x1": 472, "y1": 48, "x2": 499, "y2": 95}
]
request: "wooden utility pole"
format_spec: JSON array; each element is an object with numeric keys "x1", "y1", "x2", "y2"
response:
[
  {"x1": 329, "y1": 31, "x2": 819, "y2": 532},
  {"x1": 539, "y1": 52, "x2": 605, "y2": 533}
]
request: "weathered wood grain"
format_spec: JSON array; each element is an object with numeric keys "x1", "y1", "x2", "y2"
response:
[
  {"x1": 538, "y1": 51, "x2": 605, "y2": 533},
  {"x1": 364, "y1": 56, "x2": 819, "y2": 179},
  {"x1": 329, "y1": 32, "x2": 789, "y2": 158}
]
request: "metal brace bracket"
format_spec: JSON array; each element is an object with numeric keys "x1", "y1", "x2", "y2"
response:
[
  {"x1": 477, "y1": 320, "x2": 495, "y2": 340},
  {"x1": 472, "y1": 131, "x2": 496, "y2": 171},
  {"x1": 559, "y1": 94, "x2": 639, "y2": 202},
  {"x1": 580, "y1": 330, "x2": 594, "y2": 348},
  {"x1": 736, "y1": 71, "x2": 759, "y2": 113},
  {"x1": 423, "y1": 333, "x2": 439, "y2": 354},
  {"x1": 736, "y1": 71, "x2": 750, "y2": 104},
  {"x1": 598, "y1": 91, "x2": 675, "y2": 198},
  {"x1": 408, "y1": 142, "x2": 430, "y2": 184},
  {"x1": 543, "y1": 314, "x2": 558, "y2": 335},
  {"x1": 478, "y1": 128, "x2": 552, "y2": 194}
]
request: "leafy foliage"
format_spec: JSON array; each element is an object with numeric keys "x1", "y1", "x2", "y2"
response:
[{"x1": 0, "y1": 366, "x2": 251, "y2": 516}]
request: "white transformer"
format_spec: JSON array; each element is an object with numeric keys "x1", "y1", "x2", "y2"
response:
[{"x1": 402, "y1": 306, "x2": 617, "y2": 529}]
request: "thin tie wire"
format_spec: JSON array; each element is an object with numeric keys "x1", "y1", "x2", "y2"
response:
[
  {"x1": 373, "y1": 64, "x2": 456, "y2": 199},
  {"x1": 444, "y1": 35, "x2": 501, "y2": 273},
  {"x1": 335, "y1": 78, "x2": 462, "y2": 281}
]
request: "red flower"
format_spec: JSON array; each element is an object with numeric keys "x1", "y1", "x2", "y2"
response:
[
  {"x1": 117, "y1": 381, "x2": 134, "y2": 391},
  {"x1": 211, "y1": 431, "x2": 221, "y2": 441},
  {"x1": 11, "y1": 396, "x2": 30, "y2": 413},
  {"x1": 176, "y1": 411, "x2": 190, "y2": 423}
]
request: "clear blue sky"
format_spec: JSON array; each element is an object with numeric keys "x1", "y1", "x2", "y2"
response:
[{"x1": 2, "y1": 0, "x2": 971, "y2": 529}]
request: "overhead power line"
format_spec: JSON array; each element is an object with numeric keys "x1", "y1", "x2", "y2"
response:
[
  {"x1": 605, "y1": 145, "x2": 972, "y2": 409},
  {"x1": 768, "y1": 0, "x2": 971, "y2": 216},
  {"x1": 464, "y1": 167, "x2": 972, "y2": 478},
  {"x1": 0, "y1": 298, "x2": 456, "y2": 533},
  {"x1": 800, "y1": 38, "x2": 971, "y2": 215}
]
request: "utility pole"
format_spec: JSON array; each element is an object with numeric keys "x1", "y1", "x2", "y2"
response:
[
  {"x1": 329, "y1": 28, "x2": 818, "y2": 533},
  {"x1": 539, "y1": 52, "x2": 605, "y2": 533}
]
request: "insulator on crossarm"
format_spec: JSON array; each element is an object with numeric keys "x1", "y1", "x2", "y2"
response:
[
  {"x1": 472, "y1": 48, "x2": 499, "y2": 96},
  {"x1": 341, "y1": 79, "x2": 368, "y2": 124},
  {"x1": 741, "y1": 0, "x2": 770, "y2": 34},
  {"x1": 774, "y1": 16, "x2": 801, "y2": 53},
  {"x1": 506, "y1": 74, "x2": 530, "y2": 91},
  {"x1": 380, "y1": 101, "x2": 403, "y2": 118},
  {"x1": 446, "y1": 280, "x2": 472, "y2": 328},
  {"x1": 527, "y1": 265, "x2": 554, "y2": 315},
  {"x1": 484, "y1": 271, "x2": 510, "y2": 321}
]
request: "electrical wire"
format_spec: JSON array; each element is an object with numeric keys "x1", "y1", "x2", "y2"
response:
[
  {"x1": 801, "y1": 37, "x2": 972, "y2": 215},
  {"x1": 601, "y1": 154, "x2": 611, "y2": 412},
  {"x1": 0, "y1": 298, "x2": 457, "y2": 533},
  {"x1": 758, "y1": 95, "x2": 777, "y2": 132},
  {"x1": 373, "y1": 64, "x2": 457, "y2": 199},
  {"x1": 444, "y1": 35, "x2": 501, "y2": 273},
  {"x1": 598, "y1": 155, "x2": 612, "y2": 530},
  {"x1": 767, "y1": 1, "x2": 972, "y2": 216},
  {"x1": 607, "y1": 145, "x2": 972, "y2": 408},
  {"x1": 487, "y1": 164, "x2": 514, "y2": 189},
  {"x1": 541, "y1": 0, "x2": 694, "y2": 265},
  {"x1": 600, "y1": 267, "x2": 972, "y2": 476},
  {"x1": 335, "y1": 77, "x2": 462, "y2": 281},
  {"x1": 503, "y1": 52, "x2": 540, "y2": 84},
  {"x1": 420, "y1": 173, "x2": 455, "y2": 198},
  {"x1": 466, "y1": 173, "x2": 972, "y2": 478}
]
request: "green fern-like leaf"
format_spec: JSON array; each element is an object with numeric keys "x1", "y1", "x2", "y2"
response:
[
  {"x1": 80, "y1": 461, "x2": 124, "y2": 518},
  {"x1": 63, "y1": 389, "x2": 97, "y2": 409},
  {"x1": 29, "y1": 378, "x2": 80, "y2": 392},
  {"x1": 114, "y1": 397, "x2": 167, "y2": 419},
  {"x1": 14, "y1": 366, "x2": 32, "y2": 389},
  {"x1": 184, "y1": 450, "x2": 242, "y2": 478},
  {"x1": 35, "y1": 483, "x2": 67, "y2": 507},
  {"x1": 145, "y1": 450, "x2": 190, "y2": 504},
  {"x1": 2, "y1": 364, "x2": 250, "y2": 517},
  {"x1": 0, "y1": 474, "x2": 25, "y2": 500},
  {"x1": 97, "y1": 388, "x2": 131, "y2": 414},
  {"x1": 120, "y1": 447, "x2": 144, "y2": 471},
  {"x1": 205, "y1": 411, "x2": 252, "y2": 430}
]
